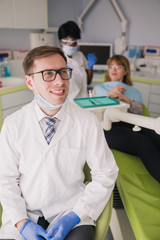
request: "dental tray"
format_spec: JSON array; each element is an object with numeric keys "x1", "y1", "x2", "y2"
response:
[{"x1": 74, "y1": 96, "x2": 120, "y2": 108}]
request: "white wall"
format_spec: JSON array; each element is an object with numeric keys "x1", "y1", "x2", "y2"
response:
[
  {"x1": 0, "y1": 0, "x2": 160, "y2": 50},
  {"x1": 0, "y1": 29, "x2": 35, "y2": 50}
]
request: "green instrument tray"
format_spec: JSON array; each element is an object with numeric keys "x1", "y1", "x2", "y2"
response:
[{"x1": 74, "y1": 96, "x2": 120, "y2": 108}]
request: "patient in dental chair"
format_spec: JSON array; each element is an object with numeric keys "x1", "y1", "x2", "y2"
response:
[{"x1": 92, "y1": 55, "x2": 160, "y2": 183}]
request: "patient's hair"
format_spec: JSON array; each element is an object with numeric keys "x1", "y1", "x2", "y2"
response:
[
  {"x1": 22, "y1": 45, "x2": 67, "y2": 75},
  {"x1": 104, "y1": 55, "x2": 133, "y2": 86},
  {"x1": 58, "y1": 21, "x2": 81, "y2": 40}
]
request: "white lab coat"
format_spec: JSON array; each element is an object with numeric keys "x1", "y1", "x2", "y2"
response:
[
  {"x1": 72, "y1": 51, "x2": 88, "y2": 71},
  {"x1": 0, "y1": 101, "x2": 118, "y2": 239},
  {"x1": 67, "y1": 54, "x2": 88, "y2": 99}
]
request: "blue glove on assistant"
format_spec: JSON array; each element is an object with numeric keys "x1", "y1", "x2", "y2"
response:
[
  {"x1": 47, "y1": 211, "x2": 80, "y2": 240},
  {"x1": 87, "y1": 53, "x2": 97, "y2": 69},
  {"x1": 20, "y1": 219, "x2": 49, "y2": 240}
]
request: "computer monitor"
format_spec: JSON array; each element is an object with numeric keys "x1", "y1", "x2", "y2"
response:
[{"x1": 79, "y1": 42, "x2": 113, "y2": 71}]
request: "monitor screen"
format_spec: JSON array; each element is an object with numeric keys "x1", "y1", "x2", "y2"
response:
[{"x1": 79, "y1": 42, "x2": 113, "y2": 71}]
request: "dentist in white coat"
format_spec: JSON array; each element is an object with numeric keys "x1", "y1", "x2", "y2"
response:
[
  {"x1": 0, "y1": 46, "x2": 118, "y2": 240},
  {"x1": 58, "y1": 21, "x2": 97, "y2": 100}
]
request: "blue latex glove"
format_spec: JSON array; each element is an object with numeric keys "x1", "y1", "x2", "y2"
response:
[
  {"x1": 47, "y1": 211, "x2": 80, "y2": 240},
  {"x1": 87, "y1": 53, "x2": 97, "y2": 69},
  {"x1": 20, "y1": 219, "x2": 49, "y2": 240}
]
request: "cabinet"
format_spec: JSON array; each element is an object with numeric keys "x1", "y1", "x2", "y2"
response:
[
  {"x1": 0, "y1": 0, "x2": 14, "y2": 28},
  {"x1": 132, "y1": 75, "x2": 160, "y2": 118},
  {"x1": 0, "y1": 0, "x2": 48, "y2": 29},
  {"x1": 0, "y1": 84, "x2": 34, "y2": 129},
  {"x1": 148, "y1": 85, "x2": 160, "y2": 117},
  {"x1": 133, "y1": 81, "x2": 150, "y2": 108}
]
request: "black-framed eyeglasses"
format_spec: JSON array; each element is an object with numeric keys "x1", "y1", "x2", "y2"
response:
[{"x1": 28, "y1": 68, "x2": 73, "y2": 82}]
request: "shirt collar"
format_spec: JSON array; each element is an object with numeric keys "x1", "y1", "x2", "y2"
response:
[{"x1": 34, "y1": 101, "x2": 65, "y2": 122}]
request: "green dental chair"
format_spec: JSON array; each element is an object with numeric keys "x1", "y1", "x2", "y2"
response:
[
  {"x1": 83, "y1": 163, "x2": 113, "y2": 240},
  {"x1": 111, "y1": 105, "x2": 160, "y2": 240},
  {"x1": 0, "y1": 202, "x2": 2, "y2": 226}
]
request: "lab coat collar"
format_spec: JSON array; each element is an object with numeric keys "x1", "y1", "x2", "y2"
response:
[
  {"x1": 34, "y1": 101, "x2": 65, "y2": 122},
  {"x1": 32, "y1": 101, "x2": 73, "y2": 147}
]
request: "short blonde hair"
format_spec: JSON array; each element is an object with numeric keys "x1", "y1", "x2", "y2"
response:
[{"x1": 104, "y1": 55, "x2": 133, "y2": 86}]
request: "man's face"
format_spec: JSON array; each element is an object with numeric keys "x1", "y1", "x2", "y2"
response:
[{"x1": 26, "y1": 54, "x2": 69, "y2": 108}]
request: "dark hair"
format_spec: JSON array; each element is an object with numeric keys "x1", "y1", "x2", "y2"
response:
[
  {"x1": 22, "y1": 45, "x2": 67, "y2": 75},
  {"x1": 58, "y1": 21, "x2": 81, "y2": 40}
]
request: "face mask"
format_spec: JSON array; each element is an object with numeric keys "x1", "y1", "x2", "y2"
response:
[
  {"x1": 34, "y1": 94, "x2": 68, "y2": 110},
  {"x1": 62, "y1": 45, "x2": 78, "y2": 56},
  {"x1": 31, "y1": 77, "x2": 68, "y2": 110}
]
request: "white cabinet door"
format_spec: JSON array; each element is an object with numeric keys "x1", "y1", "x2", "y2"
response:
[
  {"x1": 14, "y1": 0, "x2": 48, "y2": 29},
  {"x1": 0, "y1": 0, "x2": 48, "y2": 29},
  {"x1": 148, "y1": 84, "x2": 160, "y2": 117},
  {"x1": 1, "y1": 89, "x2": 34, "y2": 110},
  {"x1": 0, "y1": 0, "x2": 14, "y2": 28},
  {"x1": 133, "y1": 81, "x2": 150, "y2": 107},
  {"x1": 1, "y1": 89, "x2": 34, "y2": 121}
]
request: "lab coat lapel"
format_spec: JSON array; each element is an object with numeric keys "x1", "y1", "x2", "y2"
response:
[
  {"x1": 27, "y1": 101, "x2": 74, "y2": 147},
  {"x1": 48, "y1": 111, "x2": 73, "y2": 147},
  {"x1": 29, "y1": 105, "x2": 48, "y2": 146}
]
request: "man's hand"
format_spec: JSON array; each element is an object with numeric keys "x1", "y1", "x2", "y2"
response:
[
  {"x1": 19, "y1": 219, "x2": 49, "y2": 240},
  {"x1": 47, "y1": 211, "x2": 80, "y2": 240}
]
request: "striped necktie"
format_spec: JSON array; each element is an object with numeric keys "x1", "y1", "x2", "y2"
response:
[{"x1": 44, "y1": 117, "x2": 56, "y2": 144}]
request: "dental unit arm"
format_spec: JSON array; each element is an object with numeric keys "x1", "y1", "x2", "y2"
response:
[
  {"x1": 110, "y1": 0, "x2": 127, "y2": 54},
  {"x1": 78, "y1": 0, "x2": 97, "y2": 31},
  {"x1": 110, "y1": 0, "x2": 127, "y2": 34},
  {"x1": 102, "y1": 108, "x2": 160, "y2": 135}
]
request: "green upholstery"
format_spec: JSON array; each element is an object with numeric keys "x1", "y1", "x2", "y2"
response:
[
  {"x1": 111, "y1": 105, "x2": 160, "y2": 240},
  {"x1": 0, "y1": 202, "x2": 2, "y2": 226},
  {"x1": 95, "y1": 194, "x2": 113, "y2": 240},
  {"x1": 83, "y1": 163, "x2": 113, "y2": 240},
  {"x1": 142, "y1": 103, "x2": 151, "y2": 117}
]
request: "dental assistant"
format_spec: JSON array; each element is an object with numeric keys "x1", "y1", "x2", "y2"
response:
[
  {"x1": 58, "y1": 21, "x2": 97, "y2": 99},
  {"x1": 0, "y1": 46, "x2": 118, "y2": 240}
]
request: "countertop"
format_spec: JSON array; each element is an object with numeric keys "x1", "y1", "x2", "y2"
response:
[
  {"x1": 131, "y1": 71, "x2": 160, "y2": 84},
  {"x1": 93, "y1": 70, "x2": 160, "y2": 85}
]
